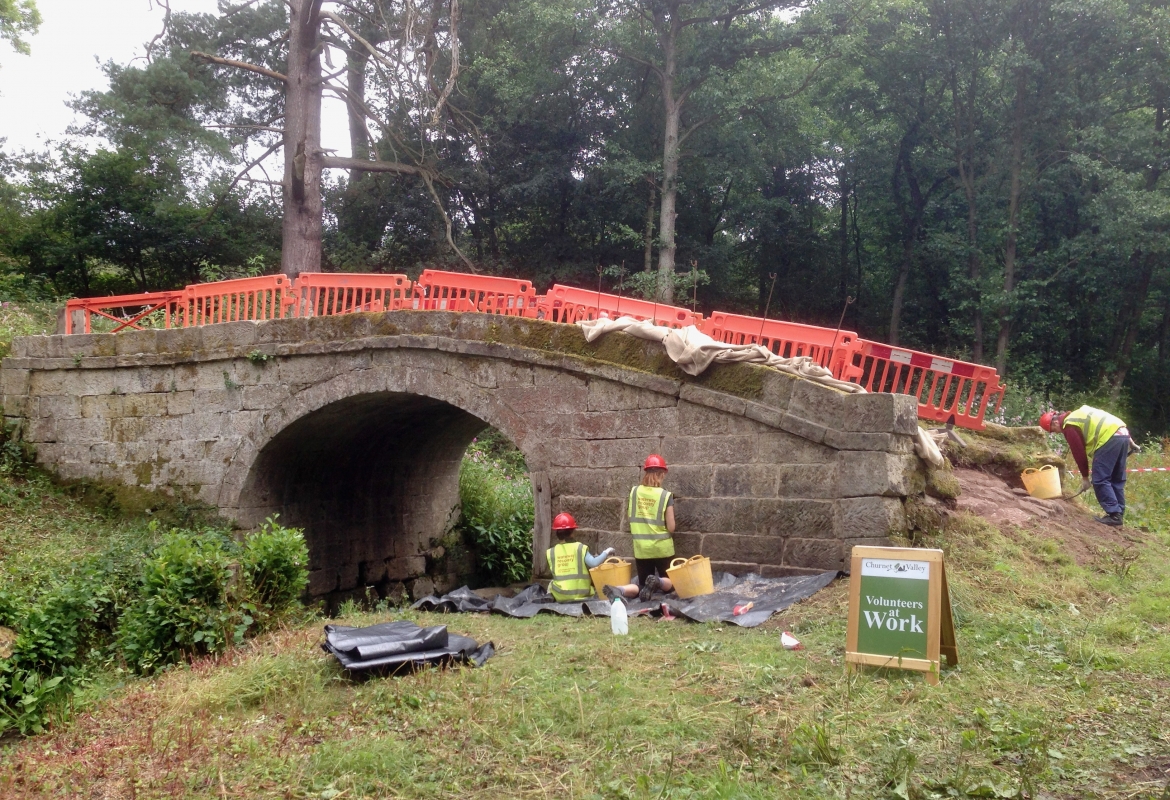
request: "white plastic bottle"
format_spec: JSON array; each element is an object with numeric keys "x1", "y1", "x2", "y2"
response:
[{"x1": 610, "y1": 598, "x2": 628, "y2": 635}]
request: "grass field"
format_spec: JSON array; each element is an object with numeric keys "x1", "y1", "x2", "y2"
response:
[{"x1": 0, "y1": 457, "x2": 1166, "y2": 799}]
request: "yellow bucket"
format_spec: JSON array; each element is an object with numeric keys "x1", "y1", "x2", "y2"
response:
[
  {"x1": 1021, "y1": 464, "x2": 1062, "y2": 499},
  {"x1": 666, "y1": 555, "x2": 714, "y2": 599},
  {"x1": 589, "y1": 557, "x2": 633, "y2": 600}
]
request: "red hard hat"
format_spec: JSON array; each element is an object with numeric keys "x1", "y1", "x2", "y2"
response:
[
  {"x1": 643, "y1": 454, "x2": 668, "y2": 471},
  {"x1": 1039, "y1": 411, "x2": 1057, "y2": 432},
  {"x1": 552, "y1": 512, "x2": 577, "y2": 531}
]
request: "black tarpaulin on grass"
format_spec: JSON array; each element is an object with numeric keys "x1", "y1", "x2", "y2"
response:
[
  {"x1": 323, "y1": 620, "x2": 495, "y2": 671},
  {"x1": 411, "y1": 571, "x2": 838, "y2": 628}
]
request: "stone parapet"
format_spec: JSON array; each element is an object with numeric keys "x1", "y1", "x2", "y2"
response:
[{"x1": 3, "y1": 311, "x2": 922, "y2": 599}]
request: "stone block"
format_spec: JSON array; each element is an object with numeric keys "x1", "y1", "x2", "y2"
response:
[
  {"x1": 755, "y1": 430, "x2": 834, "y2": 465},
  {"x1": 200, "y1": 320, "x2": 258, "y2": 352},
  {"x1": 587, "y1": 379, "x2": 677, "y2": 412},
  {"x1": 167, "y1": 391, "x2": 195, "y2": 416},
  {"x1": 409, "y1": 576, "x2": 435, "y2": 600},
  {"x1": 385, "y1": 556, "x2": 426, "y2": 581},
  {"x1": 778, "y1": 413, "x2": 827, "y2": 445},
  {"x1": 775, "y1": 464, "x2": 837, "y2": 499},
  {"x1": 788, "y1": 381, "x2": 846, "y2": 430},
  {"x1": 760, "y1": 564, "x2": 828, "y2": 578},
  {"x1": 678, "y1": 400, "x2": 764, "y2": 436},
  {"x1": 193, "y1": 388, "x2": 244, "y2": 414},
  {"x1": 765, "y1": 499, "x2": 836, "y2": 538},
  {"x1": 586, "y1": 438, "x2": 661, "y2": 468},
  {"x1": 241, "y1": 383, "x2": 293, "y2": 412},
  {"x1": 558, "y1": 496, "x2": 624, "y2": 531},
  {"x1": 81, "y1": 394, "x2": 123, "y2": 418},
  {"x1": 39, "y1": 395, "x2": 80, "y2": 419},
  {"x1": 758, "y1": 370, "x2": 796, "y2": 411},
  {"x1": 17, "y1": 337, "x2": 48, "y2": 359},
  {"x1": 572, "y1": 408, "x2": 680, "y2": 440},
  {"x1": 836, "y1": 451, "x2": 920, "y2": 498},
  {"x1": 702, "y1": 533, "x2": 784, "y2": 565},
  {"x1": 1, "y1": 394, "x2": 27, "y2": 416},
  {"x1": 115, "y1": 330, "x2": 159, "y2": 356},
  {"x1": 679, "y1": 383, "x2": 747, "y2": 417},
  {"x1": 712, "y1": 465, "x2": 777, "y2": 498},
  {"x1": 122, "y1": 393, "x2": 169, "y2": 417},
  {"x1": 784, "y1": 538, "x2": 845, "y2": 571},
  {"x1": 549, "y1": 467, "x2": 639, "y2": 498},
  {"x1": 308, "y1": 569, "x2": 339, "y2": 595},
  {"x1": 744, "y1": 402, "x2": 783, "y2": 428},
  {"x1": 668, "y1": 531, "x2": 704, "y2": 558},
  {"x1": 823, "y1": 429, "x2": 895, "y2": 451},
  {"x1": 842, "y1": 392, "x2": 919, "y2": 435},
  {"x1": 0, "y1": 368, "x2": 30, "y2": 397},
  {"x1": 835, "y1": 496, "x2": 907, "y2": 539},
  {"x1": 496, "y1": 384, "x2": 588, "y2": 415},
  {"x1": 667, "y1": 464, "x2": 714, "y2": 498},
  {"x1": 660, "y1": 435, "x2": 757, "y2": 466}
]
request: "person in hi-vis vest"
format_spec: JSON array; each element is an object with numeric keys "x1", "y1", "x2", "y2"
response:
[
  {"x1": 601, "y1": 454, "x2": 677, "y2": 603},
  {"x1": 1039, "y1": 406, "x2": 1134, "y2": 527},
  {"x1": 545, "y1": 512, "x2": 614, "y2": 602}
]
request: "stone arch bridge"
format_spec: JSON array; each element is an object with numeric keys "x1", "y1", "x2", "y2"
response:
[{"x1": 1, "y1": 312, "x2": 924, "y2": 600}]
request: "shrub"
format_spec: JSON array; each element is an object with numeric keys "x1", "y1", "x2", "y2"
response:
[
  {"x1": 459, "y1": 433, "x2": 534, "y2": 585},
  {"x1": 240, "y1": 517, "x2": 309, "y2": 613},
  {"x1": 117, "y1": 530, "x2": 241, "y2": 674}
]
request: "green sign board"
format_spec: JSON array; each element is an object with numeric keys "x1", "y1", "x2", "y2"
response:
[{"x1": 846, "y1": 546, "x2": 957, "y2": 684}]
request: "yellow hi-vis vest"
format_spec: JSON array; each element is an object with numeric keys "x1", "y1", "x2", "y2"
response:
[
  {"x1": 546, "y1": 542, "x2": 593, "y2": 601},
  {"x1": 1062, "y1": 405, "x2": 1126, "y2": 456},
  {"x1": 627, "y1": 485, "x2": 675, "y2": 560}
]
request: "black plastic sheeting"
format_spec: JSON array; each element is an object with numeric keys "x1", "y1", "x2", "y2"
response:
[
  {"x1": 412, "y1": 571, "x2": 838, "y2": 628},
  {"x1": 322, "y1": 620, "x2": 495, "y2": 671}
]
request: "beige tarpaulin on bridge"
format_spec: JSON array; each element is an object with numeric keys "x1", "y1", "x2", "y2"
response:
[{"x1": 576, "y1": 316, "x2": 944, "y2": 466}]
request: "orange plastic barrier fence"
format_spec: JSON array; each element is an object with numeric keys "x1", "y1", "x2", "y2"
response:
[
  {"x1": 292, "y1": 273, "x2": 411, "y2": 317},
  {"x1": 700, "y1": 311, "x2": 863, "y2": 382},
  {"x1": 60, "y1": 270, "x2": 1008, "y2": 431},
  {"x1": 412, "y1": 269, "x2": 537, "y2": 316},
  {"x1": 536, "y1": 284, "x2": 702, "y2": 328},
  {"x1": 64, "y1": 291, "x2": 185, "y2": 334},
  {"x1": 856, "y1": 342, "x2": 1005, "y2": 430},
  {"x1": 179, "y1": 275, "x2": 296, "y2": 327}
]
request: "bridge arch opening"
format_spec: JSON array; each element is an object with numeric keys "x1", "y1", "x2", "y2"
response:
[{"x1": 235, "y1": 391, "x2": 533, "y2": 604}]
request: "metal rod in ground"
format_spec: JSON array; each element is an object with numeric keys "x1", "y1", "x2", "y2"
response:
[
  {"x1": 758, "y1": 273, "x2": 778, "y2": 348},
  {"x1": 827, "y1": 295, "x2": 854, "y2": 371}
]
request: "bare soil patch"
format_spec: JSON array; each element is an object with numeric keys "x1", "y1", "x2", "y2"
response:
[{"x1": 953, "y1": 468, "x2": 1145, "y2": 565}]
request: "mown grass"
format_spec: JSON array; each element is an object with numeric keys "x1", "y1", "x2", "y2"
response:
[{"x1": 0, "y1": 471, "x2": 1166, "y2": 798}]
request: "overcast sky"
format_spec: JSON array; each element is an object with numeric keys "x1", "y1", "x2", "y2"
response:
[{"x1": 0, "y1": 0, "x2": 349, "y2": 157}]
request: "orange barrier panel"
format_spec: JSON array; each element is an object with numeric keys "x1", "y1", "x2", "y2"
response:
[
  {"x1": 292, "y1": 273, "x2": 411, "y2": 317},
  {"x1": 856, "y1": 342, "x2": 1004, "y2": 430},
  {"x1": 700, "y1": 311, "x2": 863, "y2": 382},
  {"x1": 536, "y1": 284, "x2": 702, "y2": 328},
  {"x1": 64, "y1": 291, "x2": 185, "y2": 334},
  {"x1": 412, "y1": 269, "x2": 537, "y2": 316},
  {"x1": 179, "y1": 275, "x2": 296, "y2": 327}
]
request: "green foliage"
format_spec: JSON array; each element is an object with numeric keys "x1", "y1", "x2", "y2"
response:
[
  {"x1": 240, "y1": 517, "x2": 309, "y2": 613},
  {"x1": 118, "y1": 523, "x2": 310, "y2": 674},
  {"x1": 459, "y1": 430, "x2": 533, "y2": 585},
  {"x1": 0, "y1": 0, "x2": 40, "y2": 61}
]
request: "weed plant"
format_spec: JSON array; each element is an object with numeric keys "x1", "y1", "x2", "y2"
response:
[{"x1": 458, "y1": 429, "x2": 533, "y2": 585}]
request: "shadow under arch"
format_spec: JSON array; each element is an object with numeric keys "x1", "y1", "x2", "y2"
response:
[{"x1": 236, "y1": 390, "x2": 518, "y2": 602}]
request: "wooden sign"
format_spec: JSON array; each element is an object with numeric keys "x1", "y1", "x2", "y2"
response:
[{"x1": 845, "y1": 546, "x2": 958, "y2": 685}]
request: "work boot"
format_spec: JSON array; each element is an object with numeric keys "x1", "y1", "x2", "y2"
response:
[
  {"x1": 639, "y1": 574, "x2": 661, "y2": 602},
  {"x1": 1096, "y1": 512, "x2": 1123, "y2": 527},
  {"x1": 602, "y1": 585, "x2": 624, "y2": 603}
]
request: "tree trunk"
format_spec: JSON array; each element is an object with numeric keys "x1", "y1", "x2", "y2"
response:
[
  {"x1": 839, "y1": 164, "x2": 850, "y2": 310},
  {"x1": 643, "y1": 181, "x2": 656, "y2": 272},
  {"x1": 994, "y1": 69, "x2": 1028, "y2": 376},
  {"x1": 1110, "y1": 254, "x2": 1155, "y2": 399},
  {"x1": 889, "y1": 236, "x2": 915, "y2": 346},
  {"x1": 281, "y1": 0, "x2": 324, "y2": 278},
  {"x1": 952, "y1": 64, "x2": 983, "y2": 362},
  {"x1": 655, "y1": 14, "x2": 682, "y2": 304}
]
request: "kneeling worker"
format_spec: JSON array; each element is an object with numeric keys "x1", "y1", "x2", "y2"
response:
[
  {"x1": 1039, "y1": 406, "x2": 1131, "y2": 527},
  {"x1": 546, "y1": 512, "x2": 615, "y2": 601},
  {"x1": 604, "y1": 454, "x2": 677, "y2": 602}
]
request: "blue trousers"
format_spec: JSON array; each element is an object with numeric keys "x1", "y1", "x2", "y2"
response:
[{"x1": 1091, "y1": 434, "x2": 1129, "y2": 515}]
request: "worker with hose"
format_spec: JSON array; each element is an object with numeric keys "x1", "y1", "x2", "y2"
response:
[
  {"x1": 546, "y1": 512, "x2": 615, "y2": 602},
  {"x1": 1039, "y1": 406, "x2": 1134, "y2": 527},
  {"x1": 603, "y1": 454, "x2": 678, "y2": 602}
]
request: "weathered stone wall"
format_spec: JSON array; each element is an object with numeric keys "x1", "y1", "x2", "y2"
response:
[{"x1": 1, "y1": 311, "x2": 923, "y2": 600}]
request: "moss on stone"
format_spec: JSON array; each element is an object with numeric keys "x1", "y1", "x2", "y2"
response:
[
  {"x1": 925, "y1": 460, "x2": 962, "y2": 500},
  {"x1": 58, "y1": 477, "x2": 216, "y2": 529},
  {"x1": 693, "y1": 364, "x2": 766, "y2": 400},
  {"x1": 946, "y1": 424, "x2": 1067, "y2": 481}
]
